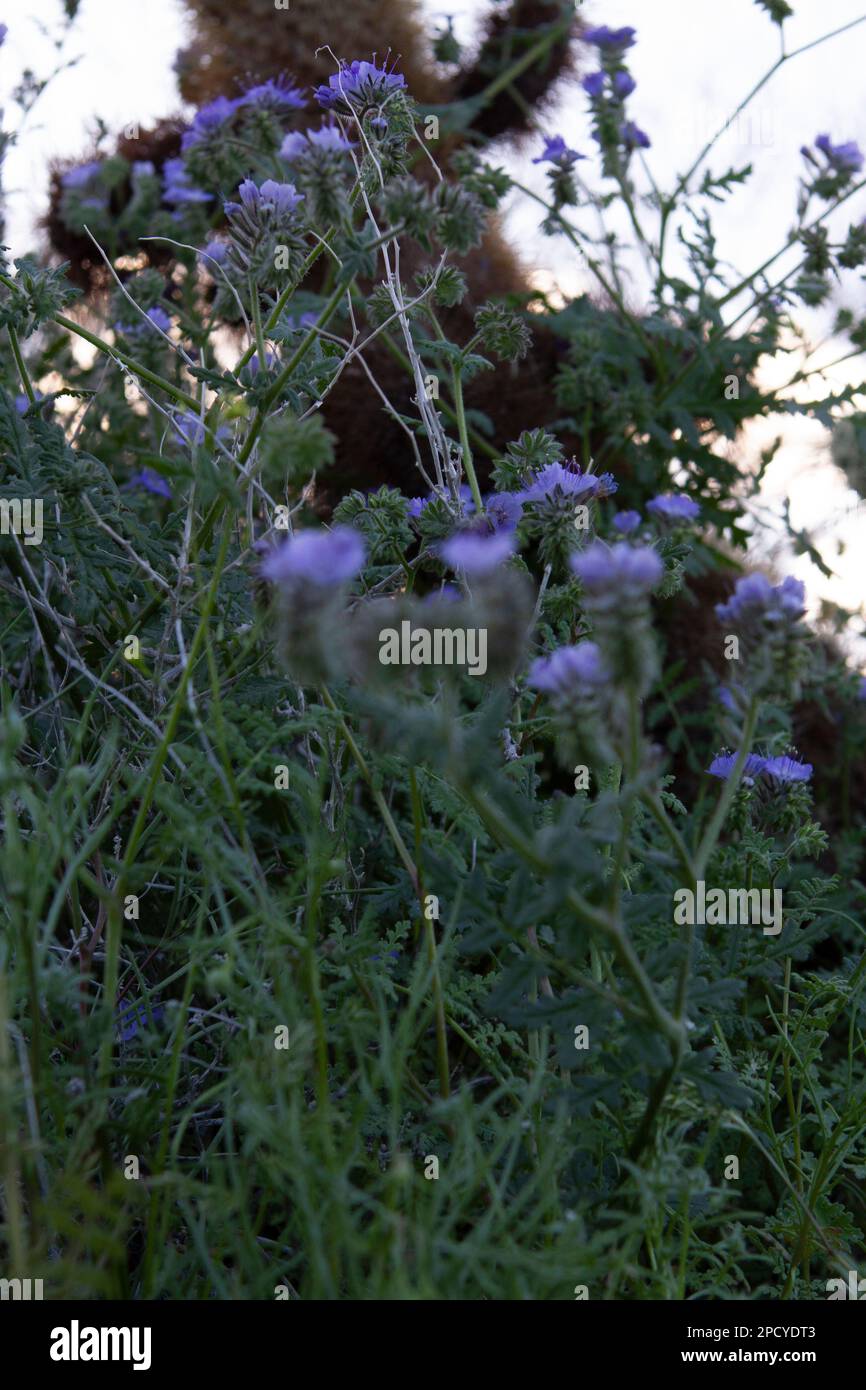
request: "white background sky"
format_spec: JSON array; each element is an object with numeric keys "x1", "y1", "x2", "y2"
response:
[{"x1": 2, "y1": 0, "x2": 866, "y2": 653}]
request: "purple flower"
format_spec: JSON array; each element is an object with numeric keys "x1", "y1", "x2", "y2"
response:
[
  {"x1": 707, "y1": 752, "x2": 767, "y2": 782},
  {"x1": 145, "y1": 306, "x2": 172, "y2": 332},
  {"x1": 237, "y1": 78, "x2": 306, "y2": 111},
  {"x1": 716, "y1": 574, "x2": 806, "y2": 628},
  {"x1": 117, "y1": 1000, "x2": 165, "y2": 1043},
  {"x1": 200, "y1": 238, "x2": 228, "y2": 266},
  {"x1": 114, "y1": 305, "x2": 173, "y2": 337},
  {"x1": 620, "y1": 120, "x2": 651, "y2": 151},
  {"x1": 261, "y1": 526, "x2": 366, "y2": 587},
  {"x1": 170, "y1": 409, "x2": 230, "y2": 449},
  {"x1": 594, "y1": 471, "x2": 618, "y2": 499},
  {"x1": 421, "y1": 583, "x2": 461, "y2": 605},
  {"x1": 528, "y1": 641, "x2": 608, "y2": 697},
  {"x1": 571, "y1": 540, "x2": 662, "y2": 595},
  {"x1": 520, "y1": 461, "x2": 603, "y2": 505},
  {"x1": 315, "y1": 59, "x2": 406, "y2": 112},
  {"x1": 583, "y1": 25, "x2": 637, "y2": 49},
  {"x1": 439, "y1": 530, "x2": 515, "y2": 575},
  {"x1": 61, "y1": 159, "x2": 104, "y2": 189},
  {"x1": 280, "y1": 123, "x2": 355, "y2": 161},
  {"x1": 815, "y1": 133, "x2": 864, "y2": 174},
  {"x1": 129, "y1": 468, "x2": 172, "y2": 499},
  {"x1": 717, "y1": 682, "x2": 747, "y2": 713},
  {"x1": 761, "y1": 755, "x2": 812, "y2": 784},
  {"x1": 308, "y1": 123, "x2": 355, "y2": 152},
  {"x1": 533, "y1": 135, "x2": 585, "y2": 168},
  {"x1": 408, "y1": 484, "x2": 476, "y2": 518},
  {"x1": 581, "y1": 71, "x2": 606, "y2": 98},
  {"x1": 14, "y1": 391, "x2": 43, "y2": 413},
  {"x1": 162, "y1": 157, "x2": 212, "y2": 205},
  {"x1": 181, "y1": 96, "x2": 239, "y2": 151},
  {"x1": 230, "y1": 178, "x2": 304, "y2": 218},
  {"x1": 485, "y1": 492, "x2": 524, "y2": 531},
  {"x1": 280, "y1": 132, "x2": 308, "y2": 161},
  {"x1": 613, "y1": 70, "x2": 637, "y2": 98},
  {"x1": 132, "y1": 160, "x2": 155, "y2": 178},
  {"x1": 647, "y1": 493, "x2": 700, "y2": 522},
  {"x1": 858, "y1": 675, "x2": 866, "y2": 701},
  {"x1": 612, "y1": 510, "x2": 641, "y2": 534},
  {"x1": 0, "y1": 24, "x2": 7, "y2": 46},
  {"x1": 248, "y1": 350, "x2": 277, "y2": 375},
  {"x1": 282, "y1": 312, "x2": 318, "y2": 332}
]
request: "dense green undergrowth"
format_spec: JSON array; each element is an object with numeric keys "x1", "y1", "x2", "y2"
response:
[{"x1": 1, "y1": 3, "x2": 866, "y2": 1299}]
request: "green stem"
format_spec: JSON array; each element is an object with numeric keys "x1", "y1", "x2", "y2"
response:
[
  {"x1": 694, "y1": 697, "x2": 760, "y2": 880},
  {"x1": 249, "y1": 278, "x2": 267, "y2": 367},
  {"x1": 238, "y1": 278, "x2": 352, "y2": 467},
  {"x1": 409, "y1": 768, "x2": 450, "y2": 1100},
  {"x1": 319, "y1": 687, "x2": 418, "y2": 891},
  {"x1": 450, "y1": 367, "x2": 484, "y2": 513},
  {"x1": 464, "y1": 786, "x2": 684, "y2": 1050},
  {"x1": 52, "y1": 311, "x2": 199, "y2": 411},
  {"x1": 99, "y1": 518, "x2": 234, "y2": 1093},
  {"x1": 8, "y1": 325, "x2": 36, "y2": 403},
  {"x1": 473, "y1": 10, "x2": 574, "y2": 110}
]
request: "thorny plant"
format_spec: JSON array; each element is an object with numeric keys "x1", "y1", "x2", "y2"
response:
[{"x1": 1, "y1": 5, "x2": 866, "y2": 1300}]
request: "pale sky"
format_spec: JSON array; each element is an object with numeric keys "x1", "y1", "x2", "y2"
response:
[{"x1": 2, "y1": 0, "x2": 866, "y2": 651}]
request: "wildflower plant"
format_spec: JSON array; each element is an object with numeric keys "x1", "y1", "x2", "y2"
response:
[{"x1": 0, "y1": 2, "x2": 865, "y2": 1307}]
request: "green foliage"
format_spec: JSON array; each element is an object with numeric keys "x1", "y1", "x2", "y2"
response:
[{"x1": 0, "y1": 14, "x2": 864, "y2": 1307}]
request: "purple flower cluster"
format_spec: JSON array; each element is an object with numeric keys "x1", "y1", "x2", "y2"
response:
[
  {"x1": 280, "y1": 123, "x2": 355, "y2": 161},
  {"x1": 583, "y1": 25, "x2": 637, "y2": 49},
  {"x1": 170, "y1": 409, "x2": 230, "y2": 450},
  {"x1": 707, "y1": 752, "x2": 812, "y2": 785},
  {"x1": 520, "y1": 461, "x2": 613, "y2": 506},
  {"x1": 646, "y1": 493, "x2": 700, "y2": 522},
  {"x1": 237, "y1": 77, "x2": 305, "y2": 111},
  {"x1": 528, "y1": 641, "x2": 608, "y2": 699},
  {"x1": 571, "y1": 540, "x2": 662, "y2": 597},
  {"x1": 314, "y1": 59, "x2": 406, "y2": 113},
  {"x1": 583, "y1": 69, "x2": 636, "y2": 99},
  {"x1": 439, "y1": 530, "x2": 514, "y2": 575},
  {"x1": 485, "y1": 491, "x2": 524, "y2": 532},
  {"x1": 117, "y1": 1000, "x2": 166, "y2": 1043},
  {"x1": 128, "y1": 468, "x2": 172, "y2": 500},
  {"x1": 612, "y1": 510, "x2": 641, "y2": 534},
  {"x1": 200, "y1": 238, "x2": 229, "y2": 268},
  {"x1": 225, "y1": 178, "x2": 304, "y2": 219},
  {"x1": 163, "y1": 157, "x2": 212, "y2": 206},
  {"x1": 715, "y1": 574, "x2": 808, "y2": 699},
  {"x1": 408, "y1": 484, "x2": 476, "y2": 519},
  {"x1": 262, "y1": 526, "x2": 366, "y2": 587},
  {"x1": 61, "y1": 160, "x2": 104, "y2": 190},
  {"x1": 715, "y1": 574, "x2": 805, "y2": 629},
  {"x1": 570, "y1": 542, "x2": 662, "y2": 694},
  {"x1": 115, "y1": 305, "x2": 173, "y2": 337},
  {"x1": 814, "y1": 133, "x2": 864, "y2": 174},
  {"x1": 181, "y1": 96, "x2": 239, "y2": 152}
]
